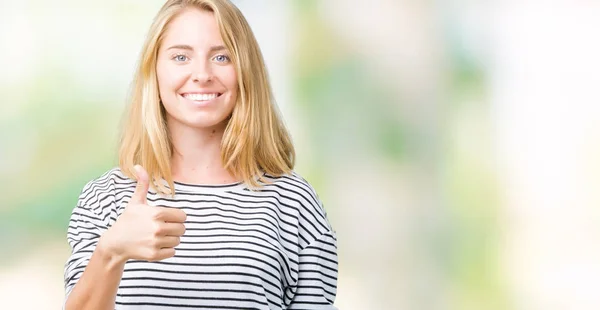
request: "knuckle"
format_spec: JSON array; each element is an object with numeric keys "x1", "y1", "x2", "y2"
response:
[
  {"x1": 152, "y1": 223, "x2": 163, "y2": 236},
  {"x1": 143, "y1": 248, "x2": 157, "y2": 261},
  {"x1": 151, "y1": 209, "x2": 162, "y2": 220},
  {"x1": 149, "y1": 249, "x2": 161, "y2": 261}
]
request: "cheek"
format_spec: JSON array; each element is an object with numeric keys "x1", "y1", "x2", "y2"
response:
[
  {"x1": 223, "y1": 67, "x2": 238, "y2": 98},
  {"x1": 156, "y1": 61, "x2": 187, "y2": 94}
]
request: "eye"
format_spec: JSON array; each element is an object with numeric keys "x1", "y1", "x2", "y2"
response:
[
  {"x1": 172, "y1": 53, "x2": 189, "y2": 62},
  {"x1": 213, "y1": 54, "x2": 230, "y2": 63}
]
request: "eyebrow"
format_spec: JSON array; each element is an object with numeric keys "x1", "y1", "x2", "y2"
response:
[{"x1": 166, "y1": 44, "x2": 227, "y2": 53}]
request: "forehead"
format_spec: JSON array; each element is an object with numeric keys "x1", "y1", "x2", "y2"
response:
[{"x1": 161, "y1": 8, "x2": 223, "y2": 49}]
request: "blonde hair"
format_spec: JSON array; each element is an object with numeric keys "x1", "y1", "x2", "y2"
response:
[{"x1": 119, "y1": 0, "x2": 295, "y2": 195}]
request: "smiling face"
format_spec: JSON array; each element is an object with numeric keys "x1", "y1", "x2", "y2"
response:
[{"x1": 156, "y1": 7, "x2": 238, "y2": 132}]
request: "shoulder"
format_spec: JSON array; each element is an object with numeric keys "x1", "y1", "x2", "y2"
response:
[
  {"x1": 76, "y1": 167, "x2": 134, "y2": 212},
  {"x1": 261, "y1": 171, "x2": 320, "y2": 198},
  {"x1": 261, "y1": 171, "x2": 334, "y2": 233}
]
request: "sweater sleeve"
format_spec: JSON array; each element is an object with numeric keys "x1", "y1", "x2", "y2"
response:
[
  {"x1": 63, "y1": 177, "x2": 115, "y2": 300},
  {"x1": 285, "y1": 231, "x2": 339, "y2": 309}
]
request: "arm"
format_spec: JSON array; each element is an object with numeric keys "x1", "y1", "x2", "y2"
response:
[
  {"x1": 63, "y1": 166, "x2": 185, "y2": 310},
  {"x1": 63, "y1": 181, "x2": 125, "y2": 310},
  {"x1": 285, "y1": 232, "x2": 339, "y2": 309},
  {"x1": 64, "y1": 238, "x2": 127, "y2": 310}
]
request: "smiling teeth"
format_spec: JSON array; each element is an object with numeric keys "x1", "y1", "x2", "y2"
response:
[{"x1": 184, "y1": 93, "x2": 218, "y2": 101}]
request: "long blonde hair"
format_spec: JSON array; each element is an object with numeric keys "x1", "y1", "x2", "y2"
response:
[{"x1": 119, "y1": 0, "x2": 295, "y2": 195}]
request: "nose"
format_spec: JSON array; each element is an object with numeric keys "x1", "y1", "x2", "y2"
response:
[{"x1": 192, "y1": 59, "x2": 213, "y2": 83}]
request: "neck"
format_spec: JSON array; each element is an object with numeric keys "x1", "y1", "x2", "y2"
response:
[{"x1": 168, "y1": 119, "x2": 238, "y2": 185}]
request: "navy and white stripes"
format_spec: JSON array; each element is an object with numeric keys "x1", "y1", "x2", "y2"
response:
[{"x1": 64, "y1": 168, "x2": 338, "y2": 309}]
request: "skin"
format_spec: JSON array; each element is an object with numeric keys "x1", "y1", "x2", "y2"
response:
[{"x1": 156, "y1": 7, "x2": 240, "y2": 185}]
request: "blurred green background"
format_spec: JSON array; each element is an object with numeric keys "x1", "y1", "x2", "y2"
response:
[{"x1": 2, "y1": 1, "x2": 600, "y2": 309}]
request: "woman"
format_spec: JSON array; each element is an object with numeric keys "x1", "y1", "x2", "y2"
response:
[{"x1": 63, "y1": 0, "x2": 338, "y2": 309}]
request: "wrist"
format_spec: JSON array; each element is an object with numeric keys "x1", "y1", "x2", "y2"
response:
[{"x1": 96, "y1": 234, "x2": 128, "y2": 269}]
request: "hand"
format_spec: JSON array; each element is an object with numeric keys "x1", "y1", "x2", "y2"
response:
[{"x1": 98, "y1": 165, "x2": 187, "y2": 263}]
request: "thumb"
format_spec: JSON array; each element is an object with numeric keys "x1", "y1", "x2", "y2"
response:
[{"x1": 131, "y1": 165, "x2": 150, "y2": 204}]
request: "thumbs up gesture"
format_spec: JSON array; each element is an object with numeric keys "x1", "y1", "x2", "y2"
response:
[{"x1": 98, "y1": 165, "x2": 187, "y2": 263}]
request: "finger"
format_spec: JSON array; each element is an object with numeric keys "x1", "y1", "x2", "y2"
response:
[
  {"x1": 156, "y1": 236, "x2": 181, "y2": 248},
  {"x1": 158, "y1": 222, "x2": 186, "y2": 236},
  {"x1": 149, "y1": 247, "x2": 176, "y2": 261},
  {"x1": 154, "y1": 207, "x2": 187, "y2": 223},
  {"x1": 131, "y1": 165, "x2": 149, "y2": 204}
]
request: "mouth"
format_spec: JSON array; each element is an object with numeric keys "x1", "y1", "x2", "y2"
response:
[{"x1": 179, "y1": 92, "x2": 223, "y2": 106}]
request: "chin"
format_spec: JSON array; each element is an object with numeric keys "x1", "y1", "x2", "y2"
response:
[
  {"x1": 183, "y1": 116, "x2": 230, "y2": 130},
  {"x1": 164, "y1": 101, "x2": 234, "y2": 131}
]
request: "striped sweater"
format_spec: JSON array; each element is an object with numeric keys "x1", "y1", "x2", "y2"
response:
[{"x1": 64, "y1": 168, "x2": 338, "y2": 309}]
